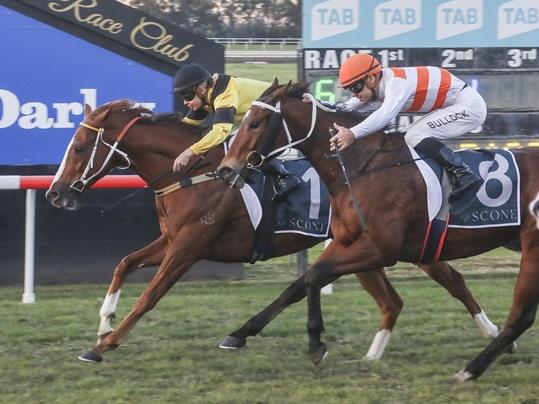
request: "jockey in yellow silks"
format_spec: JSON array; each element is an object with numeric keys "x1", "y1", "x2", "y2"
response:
[{"x1": 172, "y1": 63, "x2": 300, "y2": 195}]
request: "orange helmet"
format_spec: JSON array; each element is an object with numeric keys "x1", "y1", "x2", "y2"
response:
[{"x1": 339, "y1": 54, "x2": 382, "y2": 88}]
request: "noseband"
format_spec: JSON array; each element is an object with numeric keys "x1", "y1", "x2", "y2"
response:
[
  {"x1": 70, "y1": 116, "x2": 140, "y2": 192},
  {"x1": 246, "y1": 93, "x2": 329, "y2": 168}
]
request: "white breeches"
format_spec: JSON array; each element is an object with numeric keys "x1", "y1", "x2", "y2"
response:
[{"x1": 404, "y1": 86, "x2": 487, "y2": 147}]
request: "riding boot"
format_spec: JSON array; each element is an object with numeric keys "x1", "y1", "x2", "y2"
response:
[
  {"x1": 414, "y1": 137, "x2": 483, "y2": 203},
  {"x1": 262, "y1": 159, "x2": 301, "y2": 196}
]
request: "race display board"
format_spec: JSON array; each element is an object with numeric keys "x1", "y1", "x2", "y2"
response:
[{"x1": 301, "y1": 0, "x2": 539, "y2": 140}]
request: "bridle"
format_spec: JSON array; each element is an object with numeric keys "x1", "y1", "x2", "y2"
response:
[
  {"x1": 245, "y1": 93, "x2": 333, "y2": 168},
  {"x1": 70, "y1": 116, "x2": 140, "y2": 192}
]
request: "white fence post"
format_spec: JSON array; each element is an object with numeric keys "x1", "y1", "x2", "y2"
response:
[
  {"x1": 22, "y1": 189, "x2": 36, "y2": 304},
  {"x1": 0, "y1": 175, "x2": 145, "y2": 304}
]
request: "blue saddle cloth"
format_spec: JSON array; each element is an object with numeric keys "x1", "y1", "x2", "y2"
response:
[
  {"x1": 245, "y1": 158, "x2": 331, "y2": 238},
  {"x1": 422, "y1": 149, "x2": 520, "y2": 228}
]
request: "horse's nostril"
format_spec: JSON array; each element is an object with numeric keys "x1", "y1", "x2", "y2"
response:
[{"x1": 46, "y1": 190, "x2": 59, "y2": 202}]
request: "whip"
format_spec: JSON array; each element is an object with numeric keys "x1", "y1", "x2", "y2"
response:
[{"x1": 329, "y1": 127, "x2": 368, "y2": 231}]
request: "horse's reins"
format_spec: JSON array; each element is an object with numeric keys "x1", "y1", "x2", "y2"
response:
[
  {"x1": 246, "y1": 92, "x2": 320, "y2": 165},
  {"x1": 325, "y1": 133, "x2": 423, "y2": 188},
  {"x1": 248, "y1": 93, "x2": 370, "y2": 230},
  {"x1": 75, "y1": 116, "x2": 216, "y2": 214}
]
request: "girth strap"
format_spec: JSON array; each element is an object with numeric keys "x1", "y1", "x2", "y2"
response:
[{"x1": 154, "y1": 172, "x2": 218, "y2": 197}]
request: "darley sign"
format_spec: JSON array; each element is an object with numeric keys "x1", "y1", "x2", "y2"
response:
[{"x1": 0, "y1": 0, "x2": 223, "y2": 165}]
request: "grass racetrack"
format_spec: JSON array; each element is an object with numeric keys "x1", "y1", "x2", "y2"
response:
[
  {"x1": 3, "y1": 64, "x2": 538, "y2": 402},
  {"x1": 2, "y1": 248, "x2": 539, "y2": 403}
]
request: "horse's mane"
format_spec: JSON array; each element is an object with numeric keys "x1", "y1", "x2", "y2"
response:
[
  {"x1": 145, "y1": 112, "x2": 208, "y2": 136},
  {"x1": 92, "y1": 99, "x2": 206, "y2": 135},
  {"x1": 264, "y1": 82, "x2": 372, "y2": 125},
  {"x1": 91, "y1": 100, "x2": 152, "y2": 122},
  {"x1": 259, "y1": 81, "x2": 310, "y2": 100},
  {"x1": 287, "y1": 82, "x2": 311, "y2": 99}
]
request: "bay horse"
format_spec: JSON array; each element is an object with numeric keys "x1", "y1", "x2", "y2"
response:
[
  {"x1": 217, "y1": 81, "x2": 533, "y2": 381},
  {"x1": 46, "y1": 100, "x2": 504, "y2": 364}
]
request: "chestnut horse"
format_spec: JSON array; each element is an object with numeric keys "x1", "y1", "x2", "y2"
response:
[
  {"x1": 217, "y1": 82, "x2": 533, "y2": 381},
  {"x1": 46, "y1": 100, "x2": 502, "y2": 364}
]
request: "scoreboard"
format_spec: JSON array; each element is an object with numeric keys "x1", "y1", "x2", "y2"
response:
[
  {"x1": 304, "y1": 47, "x2": 539, "y2": 107},
  {"x1": 301, "y1": 0, "x2": 539, "y2": 143}
]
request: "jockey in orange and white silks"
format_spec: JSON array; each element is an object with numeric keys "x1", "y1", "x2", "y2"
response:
[{"x1": 330, "y1": 53, "x2": 486, "y2": 203}]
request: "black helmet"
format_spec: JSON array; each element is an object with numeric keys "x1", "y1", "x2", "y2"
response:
[{"x1": 174, "y1": 63, "x2": 212, "y2": 95}]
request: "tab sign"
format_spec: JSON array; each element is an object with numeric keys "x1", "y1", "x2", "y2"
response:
[
  {"x1": 374, "y1": 0, "x2": 421, "y2": 41},
  {"x1": 498, "y1": 0, "x2": 539, "y2": 40},
  {"x1": 436, "y1": 0, "x2": 483, "y2": 40},
  {"x1": 311, "y1": 0, "x2": 359, "y2": 42}
]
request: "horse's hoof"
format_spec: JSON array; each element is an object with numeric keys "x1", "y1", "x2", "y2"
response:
[
  {"x1": 218, "y1": 335, "x2": 246, "y2": 350},
  {"x1": 506, "y1": 341, "x2": 518, "y2": 354},
  {"x1": 78, "y1": 350, "x2": 103, "y2": 363},
  {"x1": 449, "y1": 369, "x2": 476, "y2": 383},
  {"x1": 310, "y1": 342, "x2": 328, "y2": 366}
]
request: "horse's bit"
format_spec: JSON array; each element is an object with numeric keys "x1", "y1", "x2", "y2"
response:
[{"x1": 70, "y1": 117, "x2": 140, "y2": 192}]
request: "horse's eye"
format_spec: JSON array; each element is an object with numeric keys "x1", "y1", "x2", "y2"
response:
[
  {"x1": 74, "y1": 145, "x2": 84, "y2": 153},
  {"x1": 249, "y1": 121, "x2": 260, "y2": 129}
]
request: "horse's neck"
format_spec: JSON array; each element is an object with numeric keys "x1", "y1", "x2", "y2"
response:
[
  {"x1": 281, "y1": 100, "x2": 340, "y2": 185},
  {"x1": 281, "y1": 102, "x2": 354, "y2": 187},
  {"x1": 287, "y1": 103, "x2": 409, "y2": 192},
  {"x1": 123, "y1": 123, "x2": 222, "y2": 187}
]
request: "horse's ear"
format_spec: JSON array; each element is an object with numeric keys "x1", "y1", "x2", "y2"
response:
[
  {"x1": 285, "y1": 80, "x2": 292, "y2": 92},
  {"x1": 93, "y1": 108, "x2": 110, "y2": 123},
  {"x1": 273, "y1": 81, "x2": 292, "y2": 99},
  {"x1": 271, "y1": 77, "x2": 279, "y2": 88},
  {"x1": 84, "y1": 103, "x2": 92, "y2": 118}
]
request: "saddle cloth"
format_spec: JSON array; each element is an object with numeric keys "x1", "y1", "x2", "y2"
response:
[
  {"x1": 411, "y1": 146, "x2": 520, "y2": 228},
  {"x1": 411, "y1": 146, "x2": 520, "y2": 263},
  {"x1": 240, "y1": 158, "x2": 332, "y2": 238}
]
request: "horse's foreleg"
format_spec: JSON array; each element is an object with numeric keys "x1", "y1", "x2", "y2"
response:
[
  {"x1": 97, "y1": 234, "x2": 168, "y2": 341},
  {"x1": 221, "y1": 272, "x2": 309, "y2": 349},
  {"x1": 418, "y1": 261, "x2": 506, "y2": 339},
  {"x1": 355, "y1": 268, "x2": 403, "y2": 360},
  {"x1": 306, "y1": 238, "x2": 386, "y2": 365},
  {"x1": 454, "y1": 243, "x2": 539, "y2": 381},
  {"x1": 80, "y1": 239, "x2": 198, "y2": 363}
]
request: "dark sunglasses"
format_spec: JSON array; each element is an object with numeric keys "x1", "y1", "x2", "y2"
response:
[
  {"x1": 348, "y1": 80, "x2": 365, "y2": 94},
  {"x1": 180, "y1": 88, "x2": 196, "y2": 101}
]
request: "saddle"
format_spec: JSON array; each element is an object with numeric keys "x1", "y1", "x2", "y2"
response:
[
  {"x1": 414, "y1": 147, "x2": 520, "y2": 263},
  {"x1": 240, "y1": 159, "x2": 332, "y2": 263}
]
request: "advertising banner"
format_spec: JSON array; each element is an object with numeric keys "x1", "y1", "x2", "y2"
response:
[
  {"x1": 0, "y1": 1, "x2": 224, "y2": 165},
  {"x1": 303, "y1": 0, "x2": 539, "y2": 48},
  {"x1": 0, "y1": 6, "x2": 170, "y2": 164}
]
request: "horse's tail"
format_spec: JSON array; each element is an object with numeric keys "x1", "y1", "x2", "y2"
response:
[{"x1": 528, "y1": 192, "x2": 539, "y2": 229}]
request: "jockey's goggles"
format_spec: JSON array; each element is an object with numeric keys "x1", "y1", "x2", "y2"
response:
[
  {"x1": 347, "y1": 79, "x2": 365, "y2": 94},
  {"x1": 180, "y1": 88, "x2": 196, "y2": 101}
]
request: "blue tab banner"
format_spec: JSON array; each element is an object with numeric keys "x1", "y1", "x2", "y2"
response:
[{"x1": 303, "y1": 0, "x2": 539, "y2": 48}]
